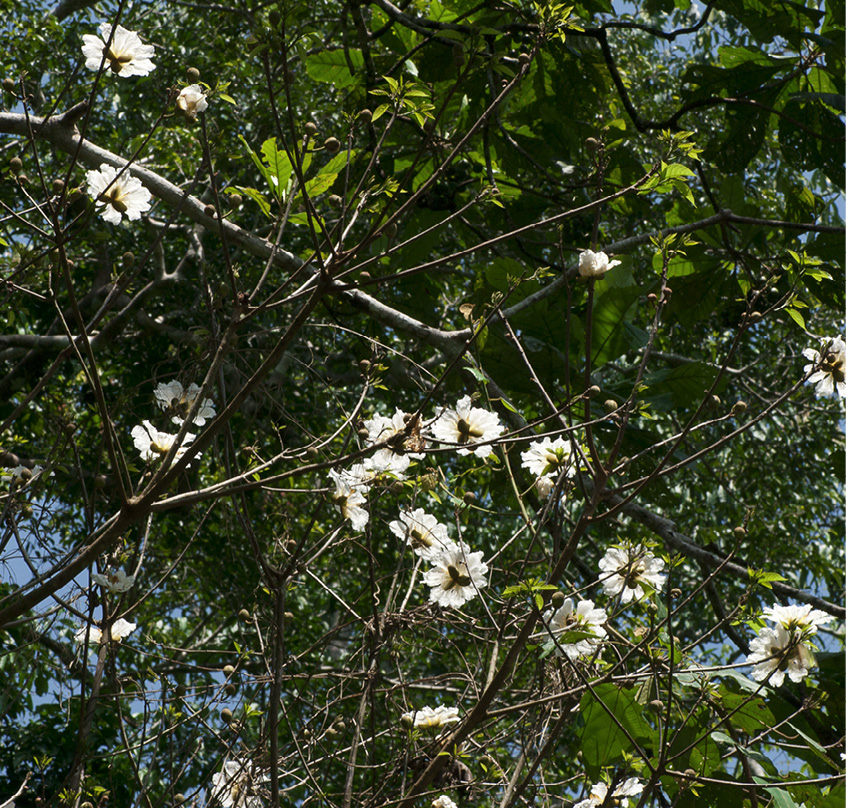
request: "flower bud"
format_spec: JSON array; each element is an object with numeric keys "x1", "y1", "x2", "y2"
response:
[
  {"x1": 551, "y1": 591, "x2": 565, "y2": 608},
  {"x1": 518, "y1": 52, "x2": 531, "y2": 65},
  {"x1": 238, "y1": 608, "x2": 251, "y2": 622},
  {"x1": 174, "y1": 795, "x2": 186, "y2": 805},
  {"x1": 588, "y1": 385, "x2": 601, "y2": 397},
  {"x1": 229, "y1": 194, "x2": 243, "y2": 207},
  {"x1": 225, "y1": 682, "x2": 237, "y2": 695},
  {"x1": 334, "y1": 719, "x2": 346, "y2": 731},
  {"x1": 324, "y1": 136, "x2": 341, "y2": 153},
  {"x1": 327, "y1": 194, "x2": 343, "y2": 208},
  {"x1": 584, "y1": 137, "x2": 600, "y2": 153},
  {"x1": 733, "y1": 526, "x2": 746, "y2": 538},
  {"x1": 122, "y1": 251, "x2": 135, "y2": 269},
  {"x1": 463, "y1": 491, "x2": 476, "y2": 505},
  {"x1": 284, "y1": 611, "x2": 294, "y2": 622},
  {"x1": 52, "y1": 178, "x2": 65, "y2": 194},
  {"x1": 648, "y1": 699, "x2": 664, "y2": 713},
  {"x1": 223, "y1": 664, "x2": 235, "y2": 676},
  {"x1": 325, "y1": 727, "x2": 338, "y2": 738},
  {"x1": 670, "y1": 588, "x2": 681, "y2": 599},
  {"x1": 732, "y1": 400, "x2": 747, "y2": 415},
  {"x1": 186, "y1": 67, "x2": 200, "y2": 81},
  {"x1": 2, "y1": 78, "x2": 15, "y2": 92},
  {"x1": 748, "y1": 310, "x2": 762, "y2": 322},
  {"x1": 175, "y1": 684, "x2": 187, "y2": 698},
  {"x1": 220, "y1": 708, "x2": 233, "y2": 722},
  {"x1": 9, "y1": 156, "x2": 22, "y2": 174},
  {"x1": 383, "y1": 222, "x2": 397, "y2": 238},
  {"x1": 358, "y1": 270, "x2": 371, "y2": 282},
  {"x1": 603, "y1": 399, "x2": 617, "y2": 414},
  {"x1": 203, "y1": 203, "x2": 216, "y2": 218},
  {"x1": 358, "y1": 108, "x2": 372, "y2": 123},
  {"x1": 304, "y1": 122, "x2": 318, "y2": 137}
]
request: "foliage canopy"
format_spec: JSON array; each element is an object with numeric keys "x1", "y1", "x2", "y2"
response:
[{"x1": 0, "y1": 1, "x2": 843, "y2": 807}]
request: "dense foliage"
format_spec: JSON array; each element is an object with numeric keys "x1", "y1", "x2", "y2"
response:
[{"x1": 0, "y1": 1, "x2": 843, "y2": 807}]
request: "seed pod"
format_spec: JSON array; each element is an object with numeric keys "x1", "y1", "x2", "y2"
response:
[
  {"x1": 174, "y1": 795, "x2": 186, "y2": 805},
  {"x1": 518, "y1": 52, "x2": 531, "y2": 65},
  {"x1": 203, "y1": 203, "x2": 216, "y2": 218},
  {"x1": 52, "y1": 178, "x2": 65, "y2": 194},
  {"x1": 122, "y1": 251, "x2": 135, "y2": 269},
  {"x1": 186, "y1": 67, "x2": 200, "y2": 81},
  {"x1": 323, "y1": 136, "x2": 340, "y2": 153},
  {"x1": 9, "y1": 156, "x2": 22, "y2": 174},
  {"x1": 223, "y1": 664, "x2": 235, "y2": 676},
  {"x1": 358, "y1": 270, "x2": 371, "y2": 282},
  {"x1": 358, "y1": 359, "x2": 371, "y2": 373},
  {"x1": 585, "y1": 137, "x2": 601, "y2": 153},
  {"x1": 220, "y1": 708, "x2": 233, "y2": 722},
  {"x1": 648, "y1": 699, "x2": 664, "y2": 713},
  {"x1": 463, "y1": 491, "x2": 476, "y2": 505},
  {"x1": 551, "y1": 591, "x2": 565, "y2": 608},
  {"x1": 327, "y1": 194, "x2": 343, "y2": 208},
  {"x1": 229, "y1": 194, "x2": 243, "y2": 207},
  {"x1": 588, "y1": 385, "x2": 601, "y2": 397},
  {"x1": 238, "y1": 608, "x2": 251, "y2": 622},
  {"x1": 358, "y1": 108, "x2": 372, "y2": 123},
  {"x1": 732, "y1": 400, "x2": 747, "y2": 415},
  {"x1": 304, "y1": 122, "x2": 318, "y2": 137},
  {"x1": 733, "y1": 526, "x2": 746, "y2": 538},
  {"x1": 603, "y1": 399, "x2": 617, "y2": 414},
  {"x1": 306, "y1": 446, "x2": 319, "y2": 458},
  {"x1": 225, "y1": 682, "x2": 237, "y2": 695},
  {"x1": 2, "y1": 78, "x2": 15, "y2": 91}
]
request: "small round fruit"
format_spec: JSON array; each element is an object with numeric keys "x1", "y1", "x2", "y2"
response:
[
  {"x1": 551, "y1": 591, "x2": 565, "y2": 608},
  {"x1": 223, "y1": 664, "x2": 235, "y2": 676},
  {"x1": 463, "y1": 491, "x2": 476, "y2": 505},
  {"x1": 323, "y1": 137, "x2": 340, "y2": 153},
  {"x1": 304, "y1": 122, "x2": 318, "y2": 137},
  {"x1": 52, "y1": 178, "x2": 65, "y2": 194},
  {"x1": 220, "y1": 708, "x2": 233, "y2": 722},
  {"x1": 358, "y1": 109, "x2": 372, "y2": 123},
  {"x1": 203, "y1": 204, "x2": 216, "y2": 218},
  {"x1": 122, "y1": 251, "x2": 135, "y2": 269},
  {"x1": 238, "y1": 608, "x2": 251, "y2": 622},
  {"x1": 10, "y1": 157, "x2": 22, "y2": 174}
]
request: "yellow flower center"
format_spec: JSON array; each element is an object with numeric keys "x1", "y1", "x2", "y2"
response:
[{"x1": 456, "y1": 418, "x2": 484, "y2": 444}]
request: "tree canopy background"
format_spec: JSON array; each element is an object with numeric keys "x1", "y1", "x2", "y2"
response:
[{"x1": 0, "y1": 1, "x2": 843, "y2": 807}]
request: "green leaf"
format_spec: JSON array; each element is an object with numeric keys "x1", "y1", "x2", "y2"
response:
[{"x1": 305, "y1": 49, "x2": 364, "y2": 89}]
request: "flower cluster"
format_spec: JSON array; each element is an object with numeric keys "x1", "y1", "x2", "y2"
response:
[
  {"x1": 75, "y1": 618, "x2": 137, "y2": 645},
  {"x1": 574, "y1": 777, "x2": 644, "y2": 808},
  {"x1": 746, "y1": 603, "x2": 832, "y2": 686},
  {"x1": 429, "y1": 396, "x2": 503, "y2": 458},
  {"x1": 132, "y1": 379, "x2": 215, "y2": 465},
  {"x1": 82, "y1": 23, "x2": 156, "y2": 77},
  {"x1": 155, "y1": 380, "x2": 216, "y2": 427},
  {"x1": 86, "y1": 163, "x2": 152, "y2": 225},
  {"x1": 211, "y1": 759, "x2": 266, "y2": 808},
  {"x1": 802, "y1": 335, "x2": 846, "y2": 399},
  {"x1": 401, "y1": 704, "x2": 460, "y2": 730},
  {"x1": 541, "y1": 597, "x2": 608, "y2": 660},
  {"x1": 578, "y1": 249, "x2": 621, "y2": 279},
  {"x1": 598, "y1": 544, "x2": 666, "y2": 604},
  {"x1": 92, "y1": 567, "x2": 135, "y2": 593},
  {"x1": 521, "y1": 435, "x2": 577, "y2": 497}
]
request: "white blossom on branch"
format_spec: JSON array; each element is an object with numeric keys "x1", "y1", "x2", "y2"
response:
[
  {"x1": 86, "y1": 163, "x2": 152, "y2": 224},
  {"x1": 430, "y1": 396, "x2": 504, "y2": 458},
  {"x1": 82, "y1": 23, "x2": 156, "y2": 77},
  {"x1": 598, "y1": 544, "x2": 666, "y2": 604}
]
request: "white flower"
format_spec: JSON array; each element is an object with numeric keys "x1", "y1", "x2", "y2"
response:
[
  {"x1": 132, "y1": 420, "x2": 196, "y2": 462},
  {"x1": 74, "y1": 618, "x2": 137, "y2": 645},
  {"x1": 92, "y1": 568, "x2": 135, "y2": 593},
  {"x1": 389, "y1": 508, "x2": 456, "y2": 561},
  {"x1": 176, "y1": 84, "x2": 208, "y2": 120},
  {"x1": 82, "y1": 23, "x2": 156, "y2": 77},
  {"x1": 432, "y1": 796, "x2": 458, "y2": 808},
  {"x1": 430, "y1": 396, "x2": 504, "y2": 458},
  {"x1": 574, "y1": 777, "x2": 644, "y2": 808},
  {"x1": 364, "y1": 448, "x2": 411, "y2": 479},
  {"x1": 746, "y1": 624, "x2": 817, "y2": 687},
  {"x1": 423, "y1": 543, "x2": 489, "y2": 608},
  {"x1": 154, "y1": 380, "x2": 216, "y2": 426},
  {"x1": 541, "y1": 598, "x2": 607, "y2": 660},
  {"x1": 598, "y1": 544, "x2": 666, "y2": 604},
  {"x1": 401, "y1": 705, "x2": 460, "y2": 730},
  {"x1": 535, "y1": 475, "x2": 555, "y2": 498},
  {"x1": 521, "y1": 436, "x2": 576, "y2": 478},
  {"x1": 1, "y1": 464, "x2": 44, "y2": 485},
  {"x1": 762, "y1": 603, "x2": 833, "y2": 635},
  {"x1": 86, "y1": 163, "x2": 152, "y2": 224},
  {"x1": 329, "y1": 468, "x2": 369, "y2": 530},
  {"x1": 802, "y1": 336, "x2": 846, "y2": 399},
  {"x1": 211, "y1": 759, "x2": 265, "y2": 808},
  {"x1": 363, "y1": 408, "x2": 426, "y2": 458},
  {"x1": 578, "y1": 249, "x2": 622, "y2": 279}
]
